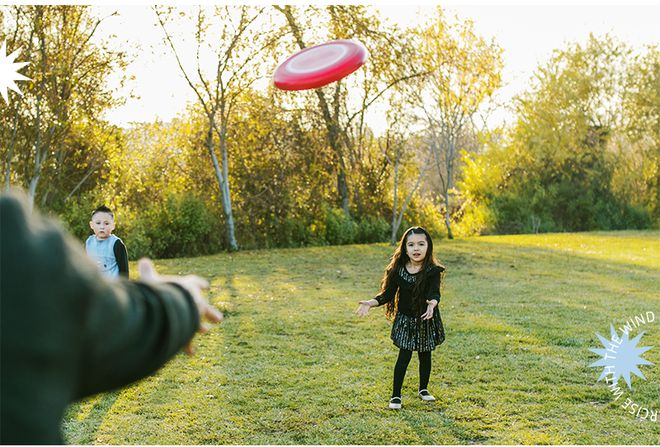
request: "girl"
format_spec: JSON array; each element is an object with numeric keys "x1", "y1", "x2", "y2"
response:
[{"x1": 356, "y1": 226, "x2": 445, "y2": 409}]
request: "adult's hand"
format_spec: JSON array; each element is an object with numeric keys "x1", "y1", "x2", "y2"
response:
[{"x1": 138, "y1": 258, "x2": 223, "y2": 354}]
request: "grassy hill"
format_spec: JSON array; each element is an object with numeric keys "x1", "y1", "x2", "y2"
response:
[{"x1": 63, "y1": 231, "x2": 659, "y2": 444}]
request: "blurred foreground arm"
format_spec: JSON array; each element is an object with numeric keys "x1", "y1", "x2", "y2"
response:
[{"x1": 0, "y1": 192, "x2": 222, "y2": 444}]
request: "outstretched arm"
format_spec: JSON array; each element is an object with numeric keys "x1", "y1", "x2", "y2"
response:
[
  {"x1": 355, "y1": 298, "x2": 379, "y2": 317},
  {"x1": 1, "y1": 193, "x2": 223, "y2": 443},
  {"x1": 420, "y1": 268, "x2": 441, "y2": 320},
  {"x1": 357, "y1": 274, "x2": 397, "y2": 317},
  {"x1": 77, "y1": 259, "x2": 223, "y2": 397},
  {"x1": 0, "y1": 193, "x2": 222, "y2": 404}
]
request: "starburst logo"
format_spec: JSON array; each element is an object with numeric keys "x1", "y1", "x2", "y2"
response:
[
  {"x1": 588, "y1": 312, "x2": 657, "y2": 423},
  {"x1": 0, "y1": 41, "x2": 30, "y2": 104},
  {"x1": 589, "y1": 324, "x2": 654, "y2": 389}
]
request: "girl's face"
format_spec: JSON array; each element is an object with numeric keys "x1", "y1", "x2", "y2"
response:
[{"x1": 405, "y1": 232, "x2": 428, "y2": 264}]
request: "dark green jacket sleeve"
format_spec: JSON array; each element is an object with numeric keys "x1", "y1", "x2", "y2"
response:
[
  {"x1": 0, "y1": 192, "x2": 199, "y2": 444},
  {"x1": 75, "y1": 277, "x2": 199, "y2": 398}
]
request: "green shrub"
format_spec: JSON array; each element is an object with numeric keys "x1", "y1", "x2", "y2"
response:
[
  {"x1": 121, "y1": 219, "x2": 156, "y2": 260},
  {"x1": 56, "y1": 192, "x2": 100, "y2": 241},
  {"x1": 324, "y1": 206, "x2": 358, "y2": 245},
  {"x1": 617, "y1": 204, "x2": 652, "y2": 230},
  {"x1": 454, "y1": 200, "x2": 495, "y2": 236},
  {"x1": 155, "y1": 194, "x2": 222, "y2": 258},
  {"x1": 116, "y1": 193, "x2": 224, "y2": 259},
  {"x1": 355, "y1": 215, "x2": 389, "y2": 243},
  {"x1": 272, "y1": 216, "x2": 313, "y2": 248}
]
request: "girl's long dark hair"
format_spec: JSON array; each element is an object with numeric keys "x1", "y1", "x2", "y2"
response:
[{"x1": 378, "y1": 226, "x2": 445, "y2": 320}]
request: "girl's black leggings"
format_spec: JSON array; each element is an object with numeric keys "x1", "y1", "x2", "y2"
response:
[{"x1": 392, "y1": 348, "x2": 432, "y2": 398}]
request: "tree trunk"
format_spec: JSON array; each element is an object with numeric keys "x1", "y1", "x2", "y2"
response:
[
  {"x1": 4, "y1": 110, "x2": 20, "y2": 191},
  {"x1": 27, "y1": 175, "x2": 39, "y2": 210},
  {"x1": 443, "y1": 187, "x2": 453, "y2": 239},
  {"x1": 207, "y1": 127, "x2": 239, "y2": 251},
  {"x1": 390, "y1": 156, "x2": 399, "y2": 245},
  {"x1": 337, "y1": 164, "x2": 350, "y2": 215},
  {"x1": 395, "y1": 168, "x2": 427, "y2": 243},
  {"x1": 444, "y1": 140, "x2": 455, "y2": 239},
  {"x1": 322, "y1": 95, "x2": 350, "y2": 216},
  {"x1": 65, "y1": 164, "x2": 98, "y2": 201},
  {"x1": 3, "y1": 150, "x2": 11, "y2": 192},
  {"x1": 27, "y1": 100, "x2": 44, "y2": 211},
  {"x1": 219, "y1": 127, "x2": 239, "y2": 252},
  {"x1": 276, "y1": 6, "x2": 351, "y2": 216}
]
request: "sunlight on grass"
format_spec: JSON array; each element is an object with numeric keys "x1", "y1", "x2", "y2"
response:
[
  {"x1": 64, "y1": 230, "x2": 659, "y2": 444},
  {"x1": 476, "y1": 231, "x2": 659, "y2": 268}
]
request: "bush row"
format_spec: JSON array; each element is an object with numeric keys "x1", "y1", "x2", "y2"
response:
[{"x1": 57, "y1": 193, "x2": 445, "y2": 259}]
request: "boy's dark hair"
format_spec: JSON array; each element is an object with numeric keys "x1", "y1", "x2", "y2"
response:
[{"x1": 91, "y1": 205, "x2": 113, "y2": 219}]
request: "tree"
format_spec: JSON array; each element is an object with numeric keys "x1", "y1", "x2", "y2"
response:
[
  {"x1": 274, "y1": 5, "x2": 427, "y2": 216},
  {"x1": 155, "y1": 5, "x2": 280, "y2": 251},
  {"x1": 0, "y1": 5, "x2": 127, "y2": 209},
  {"x1": 381, "y1": 98, "x2": 428, "y2": 244},
  {"x1": 413, "y1": 8, "x2": 503, "y2": 238},
  {"x1": 619, "y1": 45, "x2": 659, "y2": 221},
  {"x1": 459, "y1": 35, "x2": 657, "y2": 234},
  {"x1": 224, "y1": 89, "x2": 334, "y2": 248}
]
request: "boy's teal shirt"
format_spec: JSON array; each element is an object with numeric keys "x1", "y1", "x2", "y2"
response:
[{"x1": 0, "y1": 193, "x2": 200, "y2": 444}]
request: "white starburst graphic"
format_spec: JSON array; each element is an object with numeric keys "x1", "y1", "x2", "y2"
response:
[
  {"x1": 589, "y1": 324, "x2": 654, "y2": 389},
  {"x1": 0, "y1": 41, "x2": 30, "y2": 104}
]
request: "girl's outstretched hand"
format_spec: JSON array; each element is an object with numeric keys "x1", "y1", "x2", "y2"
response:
[
  {"x1": 356, "y1": 300, "x2": 374, "y2": 317},
  {"x1": 421, "y1": 299, "x2": 437, "y2": 320}
]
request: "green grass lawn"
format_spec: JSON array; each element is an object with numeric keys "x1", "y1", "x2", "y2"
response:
[{"x1": 63, "y1": 231, "x2": 659, "y2": 444}]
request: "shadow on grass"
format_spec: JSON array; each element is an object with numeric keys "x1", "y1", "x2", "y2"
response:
[
  {"x1": 63, "y1": 391, "x2": 120, "y2": 444},
  {"x1": 400, "y1": 407, "x2": 492, "y2": 444},
  {"x1": 64, "y1": 234, "x2": 658, "y2": 444}
]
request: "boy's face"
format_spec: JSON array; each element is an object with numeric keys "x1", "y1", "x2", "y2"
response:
[{"x1": 89, "y1": 212, "x2": 115, "y2": 240}]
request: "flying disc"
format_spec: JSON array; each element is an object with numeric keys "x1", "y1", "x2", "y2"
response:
[{"x1": 273, "y1": 39, "x2": 368, "y2": 91}]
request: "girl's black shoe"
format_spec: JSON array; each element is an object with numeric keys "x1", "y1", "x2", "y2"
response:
[
  {"x1": 389, "y1": 397, "x2": 402, "y2": 409},
  {"x1": 418, "y1": 389, "x2": 436, "y2": 401}
]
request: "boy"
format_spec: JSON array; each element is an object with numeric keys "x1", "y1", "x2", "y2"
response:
[{"x1": 86, "y1": 205, "x2": 129, "y2": 278}]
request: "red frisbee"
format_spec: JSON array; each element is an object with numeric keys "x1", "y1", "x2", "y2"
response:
[{"x1": 273, "y1": 39, "x2": 368, "y2": 91}]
